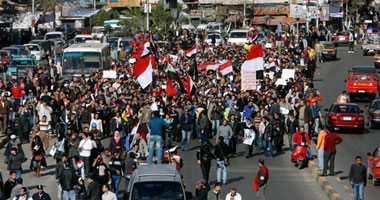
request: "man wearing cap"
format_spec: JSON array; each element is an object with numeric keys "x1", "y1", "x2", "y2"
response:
[
  {"x1": 4, "y1": 134, "x2": 24, "y2": 164},
  {"x1": 195, "y1": 179, "x2": 210, "y2": 200},
  {"x1": 32, "y1": 185, "x2": 51, "y2": 200}
]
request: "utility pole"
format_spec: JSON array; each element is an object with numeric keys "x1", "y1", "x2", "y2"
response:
[
  {"x1": 243, "y1": 0, "x2": 246, "y2": 26},
  {"x1": 146, "y1": 0, "x2": 150, "y2": 31},
  {"x1": 32, "y1": 0, "x2": 35, "y2": 35},
  {"x1": 94, "y1": 0, "x2": 96, "y2": 9}
]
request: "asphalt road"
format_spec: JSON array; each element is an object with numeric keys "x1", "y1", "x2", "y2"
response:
[
  {"x1": 0, "y1": 136, "x2": 328, "y2": 200},
  {"x1": 314, "y1": 45, "x2": 380, "y2": 199}
]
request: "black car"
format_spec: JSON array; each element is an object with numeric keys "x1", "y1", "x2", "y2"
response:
[{"x1": 368, "y1": 98, "x2": 380, "y2": 128}]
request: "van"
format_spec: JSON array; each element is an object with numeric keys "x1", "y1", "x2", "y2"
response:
[
  {"x1": 125, "y1": 165, "x2": 192, "y2": 200},
  {"x1": 45, "y1": 31, "x2": 65, "y2": 41},
  {"x1": 227, "y1": 29, "x2": 252, "y2": 46}
]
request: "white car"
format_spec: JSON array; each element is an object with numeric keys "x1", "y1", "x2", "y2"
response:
[
  {"x1": 45, "y1": 31, "x2": 65, "y2": 41},
  {"x1": 227, "y1": 29, "x2": 252, "y2": 46},
  {"x1": 74, "y1": 34, "x2": 95, "y2": 44},
  {"x1": 205, "y1": 33, "x2": 225, "y2": 46},
  {"x1": 182, "y1": 24, "x2": 195, "y2": 31},
  {"x1": 91, "y1": 26, "x2": 105, "y2": 39},
  {"x1": 23, "y1": 43, "x2": 41, "y2": 60},
  {"x1": 196, "y1": 24, "x2": 208, "y2": 32}
]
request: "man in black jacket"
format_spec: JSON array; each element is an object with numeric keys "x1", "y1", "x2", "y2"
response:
[
  {"x1": 87, "y1": 174, "x2": 102, "y2": 200},
  {"x1": 229, "y1": 114, "x2": 241, "y2": 157},
  {"x1": 59, "y1": 164, "x2": 76, "y2": 200},
  {"x1": 214, "y1": 136, "x2": 230, "y2": 184},
  {"x1": 7, "y1": 148, "x2": 24, "y2": 178},
  {"x1": 197, "y1": 142, "x2": 215, "y2": 183},
  {"x1": 3, "y1": 171, "x2": 17, "y2": 199},
  {"x1": 263, "y1": 117, "x2": 274, "y2": 158},
  {"x1": 195, "y1": 179, "x2": 210, "y2": 200},
  {"x1": 32, "y1": 185, "x2": 52, "y2": 200},
  {"x1": 349, "y1": 156, "x2": 367, "y2": 200},
  {"x1": 79, "y1": 105, "x2": 91, "y2": 131}
]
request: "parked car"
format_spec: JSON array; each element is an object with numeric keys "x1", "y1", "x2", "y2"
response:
[
  {"x1": 346, "y1": 72, "x2": 378, "y2": 100},
  {"x1": 23, "y1": 43, "x2": 42, "y2": 60},
  {"x1": 367, "y1": 146, "x2": 380, "y2": 185},
  {"x1": 227, "y1": 29, "x2": 252, "y2": 46},
  {"x1": 125, "y1": 165, "x2": 192, "y2": 200},
  {"x1": 321, "y1": 41, "x2": 337, "y2": 60},
  {"x1": 204, "y1": 32, "x2": 225, "y2": 46},
  {"x1": 367, "y1": 99, "x2": 380, "y2": 128},
  {"x1": 334, "y1": 32, "x2": 349, "y2": 46},
  {"x1": 325, "y1": 103, "x2": 365, "y2": 133},
  {"x1": 362, "y1": 40, "x2": 380, "y2": 56}
]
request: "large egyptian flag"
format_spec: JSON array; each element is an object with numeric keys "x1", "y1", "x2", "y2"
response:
[
  {"x1": 241, "y1": 44, "x2": 264, "y2": 71},
  {"x1": 186, "y1": 73, "x2": 196, "y2": 99},
  {"x1": 133, "y1": 55, "x2": 153, "y2": 89},
  {"x1": 166, "y1": 78, "x2": 178, "y2": 97},
  {"x1": 184, "y1": 44, "x2": 197, "y2": 57}
]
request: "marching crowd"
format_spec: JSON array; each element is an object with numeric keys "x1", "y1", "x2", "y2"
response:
[{"x1": 0, "y1": 22, "x2": 356, "y2": 200}]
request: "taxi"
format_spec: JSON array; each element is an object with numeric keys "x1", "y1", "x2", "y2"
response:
[
  {"x1": 346, "y1": 72, "x2": 378, "y2": 100},
  {"x1": 374, "y1": 49, "x2": 380, "y2": 68}
]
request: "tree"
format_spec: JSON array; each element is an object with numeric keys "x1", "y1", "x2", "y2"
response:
[
  {"x1": 90, "y1": 9, "x2": 120, "y2": 26},
  {"x1": 119, "y1": 7, "x2": 145, "y2": 35},
  {"x1": 151, "y1": 4, "x2": 174, "y2": 34}
]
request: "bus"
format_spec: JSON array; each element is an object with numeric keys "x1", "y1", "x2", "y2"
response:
[{"x1": 62, "y1": 43, "x2": 110, "y2": 79}]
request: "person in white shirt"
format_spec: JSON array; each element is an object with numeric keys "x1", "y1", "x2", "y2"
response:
[
  {"x1": 12, "y1": 187, "x2": 32, "y2": 200},
  {"x1": 348, "y1": 30, "x2": 355, "y2": 53},
  {"x1": 101, "y1": 184, "x2": 117, "y2": 200},
  {"x1": 78, "y1": 132, "x2": 93, "y2": 177},
  {"x1": 225, "y1": 188, "x2": 242, "y2": 200}
]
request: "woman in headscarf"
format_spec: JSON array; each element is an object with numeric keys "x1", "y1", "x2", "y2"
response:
[
  {"x1": 109, "y1": 131, "x2": 123, "y2": 155},
  {"x1": 30, "y1": 135, "x2": 46, "y2": 177},
  {"x1": 53, "y1": 132, "x2": 67, "y2": 163}
]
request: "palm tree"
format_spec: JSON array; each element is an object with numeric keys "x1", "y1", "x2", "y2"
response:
[{"x1": 120, "y1": 7, "x2": 145, "y2": 34}]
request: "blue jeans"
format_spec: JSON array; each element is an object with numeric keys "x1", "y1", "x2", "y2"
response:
[
  {"x1": 216, "y1": 160, "x2": 227, "y2": 184},
  {"x1": 264, "y1": 140, "x2": 273, "y2": 157},
  {"x1": 10, "y1": 112, "x2": 16, "y2": 128},
  {"x1": 111, "y1": 174, "x2": 121, "y2": 197},
  {"x1": 314, "y1": 118, "x2": 320, "y2": 135},
  {"x1": 181, "y1": 130, "x2": 191, "y2": 150},
  {"x1": 353, "y1": 182, "x2": 364, "y2": 200},
  {"x1": 15, "y1": 169, "x2": 22, "y2": 179},
  {"x1": 212, "y1": 120, "x2": 220, "y2": 136},
  {"x1": 63, "y1": 190, "x2": 76, "y2": 200},
  {"x1": 288, "y1": 133, "x2": 294, "y2": 150},
  {"x1": 148, "y1": 135, "x2": 163, "y2": 165},
  {"x1": 33, "y1": 160, "x2": 41, "y2": 169},
  {"x1": 318, "y1": 148, "x2": 324, "y2": 170},
  {"x1": 224, "y1": 138, "x2": 230, "y2": 146}
]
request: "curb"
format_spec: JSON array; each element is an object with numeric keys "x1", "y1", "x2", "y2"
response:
[{"x1": 308, "y1": 160, "x2": 353, "y2": 200}]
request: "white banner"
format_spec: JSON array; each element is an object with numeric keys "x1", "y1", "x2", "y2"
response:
[
  {"x1": 242, "y1": 70, "x2": 256, "y2": 91},
  {"x1": 281, "y1": 69, "x2": 295, "y2": 80},
  {"x1": 290, "y1": 4, "x2": 305, "y2": 19},
  {"x1": 103, "y1": 70, "x2": 117, "y2": 79}
]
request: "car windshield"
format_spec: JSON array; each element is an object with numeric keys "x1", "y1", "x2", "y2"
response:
[
  {"x1": 31, "y1": 41, "x2": 44, "y2": 47},
  {"x1": 12, "y1": 59, "x2": 34, "y2": 66},
  {"x1": 26, "y1": 45, "x2": 39, "y2": 51},
  {"x1": 46, "y1": 34, "x2": 61, "y2": 40},
  {"x1": 75, "y1": 37, "x2": 92, "y2": 43},
  {"x1": 353, "y1": 67, "x2": 375, "y2": 74},
  {"x1": 131, "y1": 182, "x2": 184, "y2": 200},
  {"x1": 120, "y1": 40, "x2": 130, "y2": 48},
  {"x1": 323, "y1": 44, "x2": 334, "y2": 48},
  {"x1": 4, "y1": 48, "x2": 18, "y2": 55},
  {"x1": 230, "y1": 32, "x2": 247, "y2": 38},
  {"x1": 350, "y1": 74, "x2": 372, "y2": 81},
  {"x1": 207, "y1": 34, "x2": 221, "y2": 39},
  {"x1": 372, "y1": 101, "x2": 380, "y2": 109},
  {"x1": 334, "y1": 105, "x2": 359, "y2": 113},
  {"x1": 0, "y1": 52, "x2": 7, "y2": 57}
]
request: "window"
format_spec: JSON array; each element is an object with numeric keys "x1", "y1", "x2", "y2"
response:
[
  {"x1": 131, "y1": 182, "x2": 184, "y2": 200},
  {"x1": 230, "y1": 32, "x2": 247, "y2": 38},
  {"x1": 334, "y1": 105, "x2": 359, "y2": 113}
]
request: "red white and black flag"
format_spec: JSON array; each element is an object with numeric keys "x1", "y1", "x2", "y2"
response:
[
  {"x1": 184, "y1": 44, "x2": 197, "y2": 57},
  {"x1": 186, "y1": 73, "x2": 196, "y2": 99},
  {"x1": 133, "y1": 54, "x2": 153, "y2": 89}
]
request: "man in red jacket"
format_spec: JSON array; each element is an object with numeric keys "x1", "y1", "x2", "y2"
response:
[
  {"x1": 292, "y1": 126, "x2": 312, "y2": 159},
  {"x1": 253, "y1": 158, "x2": 268, "y2": 200},
  {"x1": 11, "y1": 81, "x2": 22, "y2": 109},
  {"x1": 321, "y1": 130, "x2": 343, "y2": 176}
]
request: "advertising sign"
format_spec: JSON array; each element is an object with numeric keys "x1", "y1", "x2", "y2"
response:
[{"x1": 290, "y1": 4, "x2": 305, "y2": 19}]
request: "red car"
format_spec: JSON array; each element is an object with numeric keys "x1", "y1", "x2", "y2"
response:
[
  {"x1": 325, "y1": 103, "x2": 364, "y2": 133},
  {"x1": 367, "y1": 147, "x2": 380, "y2": 185},
  {"x1": 334, "y1": 32, "x2": 349, "y2": 46},
  {"x1": 346, "y1": 72, "x2": 378, "y2": 99}
]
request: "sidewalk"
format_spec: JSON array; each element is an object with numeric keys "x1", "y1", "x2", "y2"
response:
[{"x1": 309, "y1": 138, "x2": 354, "y2": 200}]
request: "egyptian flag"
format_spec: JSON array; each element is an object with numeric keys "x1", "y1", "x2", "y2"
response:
[
  {"x1": 186, "y1": 73, "x2": 196, "y2": 99},
  {"x1": 140, "y1": 38, "x2": 151, "y2": 58},
  {"x1": 218, "y1": 60, "x2": 233, "y2": 76},
  {"x1": 131, "y1": 122, "x2": 147, "y2": 142},
  {"x1": 184, "y1": 44, "x2": 197, "y2": 57},
  {"x1": 197, "y1": 62, "x2": 221, "y2": 70},
  {"x1": 167, "y1": 63, "x2": 186, "y2": 93},
  {"x1": 267, "y1": 58, "x2": 276, "y2": 69},
  {"x1": 133, "y1": 55, "x2": 153, "y2": 89},
  {"x1": 241, "y1": 44, "x2": 264, "y2": 72},
  {"x1": 166, "y1": 78, "x2": 177, "y2": 96}
]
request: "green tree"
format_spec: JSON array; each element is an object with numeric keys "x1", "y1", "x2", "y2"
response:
[
  {"x1": 90, "y1": 9, "x2": 120, "y2": 26},
  {"x1": 151, "y1": 4, "x2": 174, "y2": 34},
  {"x1": 119, "y1": 7, "x2": 145, "y2": 35}
]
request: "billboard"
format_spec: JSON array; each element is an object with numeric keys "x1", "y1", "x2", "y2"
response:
[
  {"x1": 320, "y1": 6, "x2": 329, "y2": 21},
  {"x1": 290, "y1": 4, "x2": 305, "y2": 19}
]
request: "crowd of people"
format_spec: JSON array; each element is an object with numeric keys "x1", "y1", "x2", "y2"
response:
[{"x1": 0, "y1": 21, "x2": 366, "y2": 200}]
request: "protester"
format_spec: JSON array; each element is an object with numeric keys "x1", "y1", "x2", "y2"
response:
[
  {"x1": 253, "y1": 158, "x2": 269, "y2": 200},
  {"x1": 147, "y1": 111, "x2": 170, "y2": 165},
  {"x1": 214, "y1": 136, "x2": 230, "y2": 185},
  {"x1": 7, "y1": 148, "x2": 25, "y2": 178},
  {"x1": 225, "y1": 188, "x2": 242, "y2": 200},
  {"x1": 197, "y1": 141, "x2": 215, "y2": 183},
  {"x1": 74, "y1": 178, "x2": 86, "y2": 200},
  {"x1": 30, "y1": 135, "x2": 46, "y2": 178},
  {"x1": 349, "y1": 156, "x2": 367, "y2": 200},
  {"x1": 101, "y1": 184, "x2": 117, "y2": 200},
  {"x1": 195, "y1": 179, "x2": 209, "y2": 200},
  {"x1": 316, "y1": 126, "x2": 327, "y2": 171},
  {"x1": 59, "y1": 164, "x2": 76, "y2": 200},
  {"x1": 4, "y1": 134, "x2": 24, "y2": 164},
  {"x1": 321, "y1": 130, "x2": 343, "y2": 176},
  {"x1": 12, "y1": 187, "x2": 32, "y2": 200},
  {"x1": 4, "y1": 171, "x2": 17, "y2": 199},
  {"x1": 87, "y1": 174, "x2": 102, "y2": 200},
  {"x1": 10, "y1": 178, "x2": 23, "y2": 200},
  {"x1": 207, "y1": 183, "x2": 222, "y2": 200},
  {"x1": 31, "y1": 185, "x2": 51, "y2": 200}
]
